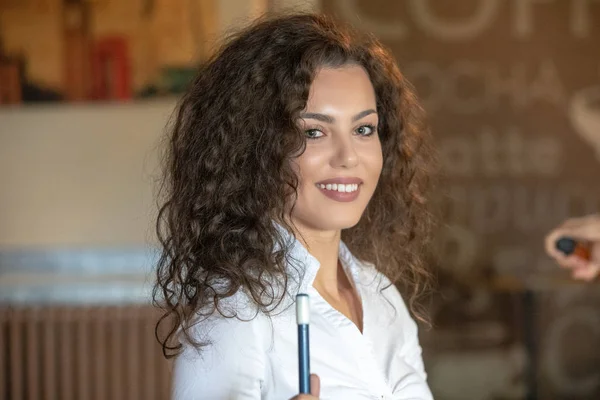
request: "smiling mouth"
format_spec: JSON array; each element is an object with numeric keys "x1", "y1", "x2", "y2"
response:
[{"x1": 315, "y1": 182, "x2": 362, "y2": 202}]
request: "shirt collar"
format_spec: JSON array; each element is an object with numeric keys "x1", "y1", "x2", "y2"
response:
[{"x1": 273, "y1": 222, "x2": 362, "y2": 294}]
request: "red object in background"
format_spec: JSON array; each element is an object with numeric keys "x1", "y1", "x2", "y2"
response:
[
  {"x1": 90, "y1": 37, "x2": 132, "y2": 101},
  {"x1": 574, "y1": 243, "x2": 592, "y2": 261}
]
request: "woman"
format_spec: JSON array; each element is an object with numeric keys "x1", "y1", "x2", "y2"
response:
[
  {"x1": 545, "y1": 214, "x2": 600, "y2": 281},
  {"x1": 154, "y1": 13, "x2": 435, "y2": 399}
]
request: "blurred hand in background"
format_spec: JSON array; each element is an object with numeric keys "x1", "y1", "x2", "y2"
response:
[{"x1": 545, "y1": 214, "x2": 600, "y2": 281}]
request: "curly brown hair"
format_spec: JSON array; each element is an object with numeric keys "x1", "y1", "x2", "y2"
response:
[{"x1": 153, "y1": 13, "x2": 436, "y2": 358}]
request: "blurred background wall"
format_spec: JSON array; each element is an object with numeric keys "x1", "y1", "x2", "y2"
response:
[{"x1": 0, "y1": 1, "x2": 599, "y2": 400}]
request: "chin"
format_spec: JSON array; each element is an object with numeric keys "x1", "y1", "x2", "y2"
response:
[
  {"x1": 290, "y1": 204, "x2": 367, "y2": 233},
  {"x1": 314, "y1": 213, "x2": 363, "y2": 231}
]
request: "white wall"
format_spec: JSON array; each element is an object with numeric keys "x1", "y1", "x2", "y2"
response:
[{"x1": 0, "y1": 99, "x2": 176, "y2": 248}]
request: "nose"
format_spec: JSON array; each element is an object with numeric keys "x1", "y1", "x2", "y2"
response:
[{"x1": 331, "y1": 135, "x2": 359, "y2": 168}]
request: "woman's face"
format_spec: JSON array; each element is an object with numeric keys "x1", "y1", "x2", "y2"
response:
[{"x1": 290, "y1": 64, "x2": 383, "y2": 234}]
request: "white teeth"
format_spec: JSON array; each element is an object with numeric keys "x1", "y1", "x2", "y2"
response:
[{"x1": 317, "y1": 183, "x2": 360, "y2": 193}]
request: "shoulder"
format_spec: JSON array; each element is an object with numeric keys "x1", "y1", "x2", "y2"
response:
[
  {"x1": 172, "y1": 291, "x2": 272, "y2": 399},
  {"x1": 351, "y1": 256, "x2": 418, "y2": 336},
  {"x1": 357, "y1": 264, "x2": 429, "y2": 381},
  {"x1": 352, "y1": 257, "x2": 401, "y2": 302},
  {"x1": 184, "y1": 289, "x2": 272, "y2": 354},
  {"x1": 340, "y1": 242, "x2": 408, "y2": 313}
]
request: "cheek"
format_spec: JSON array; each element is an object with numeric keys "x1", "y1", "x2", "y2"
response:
[
  {"x1": 294, "y1": 148, "x2": 325, "y2": 186},
  {"x1": 374, "y1": 150, "x2": 384, "y2": 173},
  {"x1": 375, "y1": 140, "x2": 384, "y2": 172},
  {"x1": 363, "y1": 142, "x2": 384, "y2": 178}
]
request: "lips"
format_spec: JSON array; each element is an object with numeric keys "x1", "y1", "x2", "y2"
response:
[{"x1": 315, "y1": 177, "x2": 362, "y2": 202}]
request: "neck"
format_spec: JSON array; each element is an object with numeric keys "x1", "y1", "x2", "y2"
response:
[{"x1": 293, "y1": 225, "x2": 342, "y2": 294}]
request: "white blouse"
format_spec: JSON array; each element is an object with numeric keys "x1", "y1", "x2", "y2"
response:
[{"x1": 172, "y1": 231, "x2": 433, "y2": 400}]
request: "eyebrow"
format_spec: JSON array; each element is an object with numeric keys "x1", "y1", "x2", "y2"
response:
[{"x1": 299, "y1": 109, "x2": 377, "y2": 124}]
